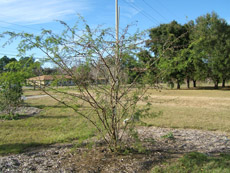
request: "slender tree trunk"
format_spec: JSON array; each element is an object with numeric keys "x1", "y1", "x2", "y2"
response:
[
  {"x1": 222, "y1": 79, "x2": 226, "y2": 87},
  {"x1": 177, "y1": 80, "x2": 180, "y2": 89},
  {"x1": 214, "y1": 80, "x2": 219, "y2": 89},
  {"x1": 193, "y1": 80, "x2": 196, "y2": 88},
  {"x1": 187, "y1": 78, "x2": 190, "y2": 89}
]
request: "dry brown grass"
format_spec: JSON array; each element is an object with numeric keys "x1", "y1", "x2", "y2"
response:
[
  {"x1": 1, "y1": 87, "x2": 229, "y2": 155},
  {"x1": 142, "y1": 89, "x2": 230, "y2": 132},
  {"x1": 23, "y1": 89, "x2": 45, "y2": 96},
  {"x1": 24, "y1": 87, "x2": 230, "y2": 132}
]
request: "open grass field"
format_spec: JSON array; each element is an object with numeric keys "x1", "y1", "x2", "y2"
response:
[
  {"x1": 143, "y1": 88, "x2": 230, "y2": 132},
  {"x1": 1, "y1": 86, "x2": 230, "y2": 171},
  {"x1": 1, "y1": 87, "x2": 230, "y2": 155},
  {"x1": 0, "y1": 90, "x2": 96, "y2": 155}
]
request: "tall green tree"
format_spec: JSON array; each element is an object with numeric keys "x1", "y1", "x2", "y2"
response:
[
  {"x1": 180, "y1": 20, "x2": 209, "y2": 88},
  {"x1": 0, "y1": 55, "x2": 41, "y2": 115},
  {"x1": 193, "y1": 12, "x2": 230, "y2": 88},
  {"x1": 0, "y1": 56, "x2": 16, "y2": 72},
  {"x1": 19, "y1": 56, "x2": 41, "y2": 76},
  {"x1": 147, "y1": 21, "x2": 190, "y2": 89}
]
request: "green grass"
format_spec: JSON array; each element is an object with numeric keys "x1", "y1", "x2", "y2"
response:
[
  {"x1": 0, "y1": 113, "x2": 21, "y2": 120},
  {"x1": 1, "y1": 87, "x2": 230, "y2": 155},
  {"x1": 152, "y1": 152, "x2": 230, "y2": 173},
  {"x1": 23, "y1": 89, "x2": 44, "y2": 96},
  {"x1": 0, "y1": 96, "x2": 96, "y2": 155}
]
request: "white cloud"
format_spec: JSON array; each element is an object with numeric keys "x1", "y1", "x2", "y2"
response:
[
  {"x1": 122, "y1": 5, "x2": 141, "y2": 18},
  {"x1": 0, "y1": 0, "x2": 91, "y2": 25}
]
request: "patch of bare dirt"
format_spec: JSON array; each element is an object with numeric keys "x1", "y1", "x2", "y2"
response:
[
  {"x1": 14, "y1": 107, "x2": 41, "y2": 116},
  {"x1": 0, "y1": 106, "x2": 41, "y2": 120}
]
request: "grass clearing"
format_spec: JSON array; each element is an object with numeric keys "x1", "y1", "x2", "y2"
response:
[
  {"x1": 143, "y1": 88, "x2": 230, "y2": 132},
  {"x1": 0, "y1": 94, "x2": 96, "y2": 155},
  {"x1": 23, "y1": 89, "x2": 44, "y2": 96},
  {"x1": 1, "y1": 87, "x2": 230, "y2": 155}
]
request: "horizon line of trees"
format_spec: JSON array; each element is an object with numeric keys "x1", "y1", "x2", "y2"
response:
[
  {"x1": 136, "y1": 11, "x2": 230, "y2": 89},
  {"x1": 1, "y1": 12, "x2": 230, "y2": 90}
]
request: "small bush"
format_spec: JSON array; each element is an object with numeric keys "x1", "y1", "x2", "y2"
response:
[
  {"x1": 0, "y1": 83, "x2": 23, "y2": 116},
  {"x1": 161, "y1": 132, "x2": 175, "y2": 140},
  {"x1": 0, "y1": 113, "x2": 20, "y2": 120}
]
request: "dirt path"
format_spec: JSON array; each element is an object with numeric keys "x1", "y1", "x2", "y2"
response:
[{"x1": 25, "y1": 95, "x2": 49, "y2": 99}]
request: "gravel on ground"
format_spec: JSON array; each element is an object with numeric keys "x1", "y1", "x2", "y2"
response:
[{"x1": 1, "y1": 126, "x2": 230, "y2": 172}]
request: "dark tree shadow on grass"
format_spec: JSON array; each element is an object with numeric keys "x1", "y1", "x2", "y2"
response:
[
  {"x1": 28, "y1": 104, "x2": 68, "y2": 109},
  {"x1": 37, "y1": 115, "x2": 77, "y2": 119},
  {"x1": 174, "y1": 86, "x2": 230, "y2": 91},
  {"x1": 0, "y1": 143, "x2": 48, "y2": 156}
]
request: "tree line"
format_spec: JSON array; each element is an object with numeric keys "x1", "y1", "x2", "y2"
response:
[
  {"x1": 126, "y1": 12, "x2": 230, "y2": 89},
  {"x1": 1, "y1": 12, "x2": 229, "y2": 90}
]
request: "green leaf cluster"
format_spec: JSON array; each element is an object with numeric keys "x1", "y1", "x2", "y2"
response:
[
  {"x1": 146, "y1": 12, "x2": 230, "y2": 89},
  {"x1": 0, "y1": 56, "x2": 40, "y2": 115}
]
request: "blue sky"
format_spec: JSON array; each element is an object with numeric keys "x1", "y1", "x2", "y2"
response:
[{"x1": 0, "y1": 0, "x2": 229, "y2": 61}]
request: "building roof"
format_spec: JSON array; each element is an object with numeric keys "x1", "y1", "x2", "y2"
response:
[{"x1": 28, "y1": 75, "x2": 72, "y2": 81}]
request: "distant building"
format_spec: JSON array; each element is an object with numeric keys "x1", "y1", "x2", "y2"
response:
[{"x1": 27, "y1": 75, "x2": 75, "y2": 87}]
